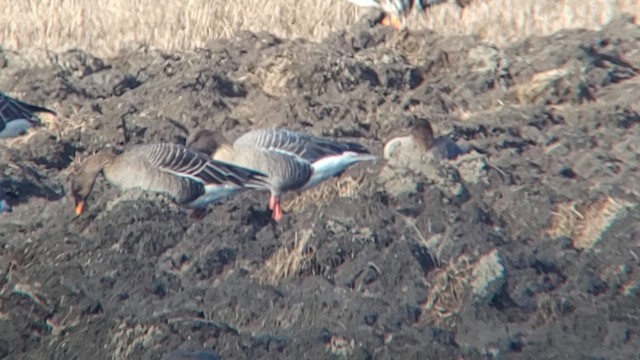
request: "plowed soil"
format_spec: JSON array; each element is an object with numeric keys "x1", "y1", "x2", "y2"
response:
[{"x1": 1, "y1": 15, "x2": 640, "y2": 360}]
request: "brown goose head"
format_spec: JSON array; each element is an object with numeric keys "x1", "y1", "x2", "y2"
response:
[
  {"x1": 185, "y1": 129, "x2": 229, "y2": 157},
  {"x1": 409, "y1": 118, "x2": 435, "y2": 153},
  {"x1": 69, "y1": 152, "x2": 115, "y2": 215}
]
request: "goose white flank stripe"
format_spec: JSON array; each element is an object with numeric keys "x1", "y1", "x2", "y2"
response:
[
  {"x1": 0, "y1": 92, "x2": 57, "y2": 139},
  {"x1": 69, "y1": 142, "x2": 269, "y2": 219},
  {"x1": 186, "y1": 128, "x2": 378, "y2": 221},
  {"x1": 0, "y1": 199, "x2": 11, "y2": 214}
]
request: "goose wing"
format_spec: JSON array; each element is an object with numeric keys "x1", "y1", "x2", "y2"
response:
[
  {"x1": 137, "y1": 143, "x2": 268, "y2": 188},
  {"x1": 251, "y1": 146, "x2": 314, "y2": 192},
  {"x1": 234, "y1": 128, "x2": 373, "y2": 164},
  {"x1": 0, "y1": 92, "x2": 57, "y2": 129}
]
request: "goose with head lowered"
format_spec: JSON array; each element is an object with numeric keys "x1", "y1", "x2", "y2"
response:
[
  {"x1": 186, "y1": 128, "x2": 379, "y2": 222},
  {"x1": 69, "y1": 142, "x2": 270, "y2": 219}
]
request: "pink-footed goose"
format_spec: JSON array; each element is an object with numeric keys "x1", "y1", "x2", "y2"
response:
[
  {"x1": 186, "y1": 128, "x2": 378, "y2": 221},
  {"x1": 70, "y1": 142, "x2": 269, "y2": 219}
]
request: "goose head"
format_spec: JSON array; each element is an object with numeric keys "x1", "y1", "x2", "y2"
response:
[
  {"x1": 185, "y1": 129, "x2": 230, "y2": 157},
  {"x1": 408, "y1": 118, "x2": 435, "y2": 152},
  {"x1": 69, "y1": 152, "x2": 115, "y2": 215},
  {"x1": 411, "y1": 118, "x2": 467, "y2": 160},
  {"x1": 383, "y1": 117, "x2": 434, "y2": 159}
]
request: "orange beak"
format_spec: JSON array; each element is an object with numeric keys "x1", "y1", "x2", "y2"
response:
[
  {"x1": 381, "y1": 14, "x2": 403, "y2": 30},
  {"x1": 389, "y1": 16, "x2": 403, "y2": 30},
  {"x1": 75, "y1": 200, "x2": 85, "y2": 215},
  {"x1": 381, "y1": 14, "x2": 391, "y2": 26}
]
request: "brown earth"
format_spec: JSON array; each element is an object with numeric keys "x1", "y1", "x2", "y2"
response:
[{"x1": 1, "y1": 13, "x2": 640, "y2": 360}]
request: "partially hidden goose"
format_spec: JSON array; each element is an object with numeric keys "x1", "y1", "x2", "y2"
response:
[
  {"x1": 70, "y1": 143, "x2": 270, "y2": 219},
  {"x1": 383, "y1": 118, "x2": 467, "y2": 160},
  {"x1": 346, "y1": 0, "x2": 442, "y2": 30},
  {"x1": 0, "y1": 195, "x2": 12, "y2": 214},
  {"x1": 0, "y1": 92, "x2": 57, "y2": 139},
  {"x1": 186, "y1": 128, "x2": 379, "y2": 222}
]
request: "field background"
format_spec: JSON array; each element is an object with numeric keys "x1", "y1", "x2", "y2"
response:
[
  {"x1": 2, "y1": 1, "x2": 640, "y2": 359},
  {"x1": 1, "y1": 0, "x2": 639, "y2": 58}
]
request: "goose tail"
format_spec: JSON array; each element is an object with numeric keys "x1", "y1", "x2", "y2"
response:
[{"x1": 303, "y1": 151, "x2": 379, "y2": 190}]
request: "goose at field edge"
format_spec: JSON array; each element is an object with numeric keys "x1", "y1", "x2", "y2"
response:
[
  {"x1": 345, "y1": 0, "x2": 444, "y2": 30},
  {"x1": 0, "y1": 92, "x2": 57, "y2": 139}
]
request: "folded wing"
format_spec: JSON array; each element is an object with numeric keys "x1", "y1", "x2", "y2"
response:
[
  {"x1": 234, "y1": 128, "x2": 373, "y2": 163},
  {"x1": 0, "y1": 92, "x2": 57, "y2": 128},
  {"x1": 137, "y1": 143, "x2": 269, "y2": 189}
]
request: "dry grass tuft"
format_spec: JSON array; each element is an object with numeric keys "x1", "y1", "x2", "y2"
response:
[
  {"x1": 547, "y1": 196, "x2": 634, "y2": 249},
  {"x1": 0, "y1": 0, "x2": 357, "y2": 59},
  {"x1": 421, "y1": 254, "x2": 473, "y2": 329},
  {"x1": 327, "y1": 336, "x2": 356, "y2": 357},
  {"x1": 46, "y1": 306, "x2": 81, "y2": 336},
  {"x1": 241, "y1": 54, "x2": 298, "y2": 97},
  {"x1": 282, "y1": 174, "x2": 366, "y2": 213},
  {"x1": 11, "y1": 282, "x2": 49, "y2": 309},
  {"x1": 416, "y1": 0, "x2": 640, "y2": 45},
  {"x1": 255, "y1": 229, "x2": 315, "y2": 285},
  {"x1": 512, "y1": 67, "x2": 574, "y2": 104},
  {"x1": 1, "y1": 1, "x2": 638, "y2": 59},
  {"x1": 109, "y1": 322, "x2": 165, "y2": 359},
  {"x1": 0, "y1": 129, "x2": 40, "y2": 148},
  {"x1": 533, "y1": 293, "x2": 573, "y2": 325}
]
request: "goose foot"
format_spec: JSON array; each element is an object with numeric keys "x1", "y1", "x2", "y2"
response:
[
  {"x1": 190, "y1": 208, "x2": 208, "y2": 220},
  {"x1": 381, "y1": 14, "x2": 403, "y2": 30},
  {"x1": 271, "y1": 197, "x2": 284, "y2": 222},
  {"x1": 268, "y1": 195, "x2": 276, "y2": 210}
]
